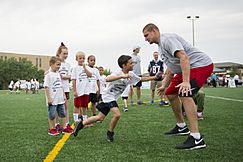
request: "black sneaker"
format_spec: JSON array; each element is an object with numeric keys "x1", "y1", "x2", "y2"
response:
[
  {"x1": 137, "y1": 101, "x2": 146, "y2": 105},
  {"x1": 164, "y1": 125, "x2": 190, "y2": 135},
  {"x1": 107, "y1": 130, "x2": 114, "y2": 142},
  {"x1": 73, "y1": 121, "x2": 84, "y2": 137},
  {"x1": 176, "y1": 135, "x2": 206, "y2": 150}
]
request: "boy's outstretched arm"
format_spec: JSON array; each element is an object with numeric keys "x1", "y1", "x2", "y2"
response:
[
  {"x1": 140, "y1": 71, "x2": 164, "y2": 82},
  {"x1": 106, "y1": 74, "x2": 130, "y2": 82}
]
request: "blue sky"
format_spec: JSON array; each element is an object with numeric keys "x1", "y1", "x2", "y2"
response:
[{"x1": 1, "y1": 0, "x2": 243, "y2": 72}]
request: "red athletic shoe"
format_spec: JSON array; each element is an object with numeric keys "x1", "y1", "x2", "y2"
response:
[
  {"x1": 66, "y1": 124, "x2": 74, "y2": 131},
  {"x1": 55, "y1": 123, "x2": 63, "y2": 133},
  {"x1": 62, "y1": 127, "x2": 73, "y2": 134},
  {"x1": 48, "y1": 129, "x2": 60, "y2": 136}
]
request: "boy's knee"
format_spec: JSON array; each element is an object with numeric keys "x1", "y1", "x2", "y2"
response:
[
  {"x1": 114, "y1": 112, "x2": 121, "y2": 119},
  {"x1": 98, "y1": 116, "x2": 105, "y2": 122},
  {"x1": 59, "y1": 112, "x2": 66, "y2": 118},
  {"x1": 49, "y1": 113, "x2": 56, "y2": 120}
]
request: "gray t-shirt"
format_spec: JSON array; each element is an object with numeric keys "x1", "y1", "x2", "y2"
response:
[
  {"x1": 158, "y1": 33, "x2": 212, "y2": 73},
  {"x1": 131, "y1": 53, "x2": 142, "y2": 75}
]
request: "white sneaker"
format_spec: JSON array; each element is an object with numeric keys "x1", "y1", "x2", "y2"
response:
[
  {"x1": 123, "y1": 107, "x2": 128, "y2": 112},
  {"x1": 197, "y1": 112, "x2": 204, "y2": 120}
]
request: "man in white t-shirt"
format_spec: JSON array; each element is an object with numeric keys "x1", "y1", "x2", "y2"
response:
[
  {"x1": 234, "y1": 74, "x2": 240, "y2": 87},
  {"x1": 74, "y1": 55, "x2": 162, "y2": 142}
]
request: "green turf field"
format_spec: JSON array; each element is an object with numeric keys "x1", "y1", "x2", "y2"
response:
[{"x1": 0, "y1": 87, "x2": 243, "y2": 162}]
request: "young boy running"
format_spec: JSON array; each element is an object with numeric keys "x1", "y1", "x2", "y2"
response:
[{"x1": 73, "y1": 55, "x2": 162, "y2": 142}]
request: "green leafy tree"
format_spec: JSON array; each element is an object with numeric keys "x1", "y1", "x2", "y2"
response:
[
  {"x1": 227, "y1": 66, "x2": 240, "y2": 77},
  {"x1": 104, "y1": 68, "x2": 111, "y2": 76},
  {"x1": 0, "y1": 58, "x2": 44, "y2": 89}
]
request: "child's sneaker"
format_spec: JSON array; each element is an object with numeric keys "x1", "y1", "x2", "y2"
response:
[
  {"x1": 130, "y1": 101, "x2": 134, "y2": 106},
  {"x1": 137, "y1": 101, "x2": 145, "y2": 105},
  {"x1": 197, "y1": 112, "x2": 204, "y2": 120},
  {"x1": 159, "y1": 100, "x2": 169, "y2": 106},
  {"x1": 48, "y1": 129, "x2": 60, "y2": 136},
  {"x1": 62, "y1": 127, "x2": 73, "y2": 134},
  {"x1": 73, "y1": 121, "x2": 84, "y2": 137},
  {"x1": 55, "y1": 123, "x2": 63, "y2": 133},
  {"x1": 150, "y1": 100, "x2": 154, "y2": 105},
  {"x1": 107, "y1": 130, "x2": 114, "y2": 142},
  {"x1": 123, "y1": 107, "x2": 128, "y2": 112},
  {"x1": 66, "y1": 124, "x2": 74, "y2": 131}
]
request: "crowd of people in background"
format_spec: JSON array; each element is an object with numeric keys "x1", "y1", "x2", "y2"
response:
[
  {"x1": 8, "y1": 78, "x2": 39, "y2": 94},
  {"x1": 208, "y1": 73, "x2": 241, "y2": 88}
]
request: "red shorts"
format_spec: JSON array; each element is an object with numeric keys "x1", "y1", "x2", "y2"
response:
[
  {"x1": 74, "y1": 95, "x2": 89, "y2": 108},
  {"x1": 165, "y1": 64, "x2": 213, "y2": 96}
]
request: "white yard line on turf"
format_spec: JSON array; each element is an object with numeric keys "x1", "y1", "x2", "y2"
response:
[
  {"x1": 142, "y1": 93, "x2": 243, "y2": 102},
  {"x1": 206, "y1": 95, "x2": 243, "y2": 102}
]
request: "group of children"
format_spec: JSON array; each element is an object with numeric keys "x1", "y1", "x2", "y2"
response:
[
  {"x1": 44, "y1": 42, "x2": 162, "y2": 141},
  {"x1": 44, "y1": 43, "x2": 107, "y2": 136},
  {"x1": 8, "y1": 79, "x2": 39, "y2": 94}
]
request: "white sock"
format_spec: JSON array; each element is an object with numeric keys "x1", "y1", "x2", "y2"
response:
[
  {"x1": 73, "y1": 113, "x2": 79, "y2": 122},
  {"x1": 190, "y1": 133, "x2": 201, "y2": 139},
  {"x1": 66, "y1": 122, "x2": 69, "y2": 126},
  {"x1": 55, "y1": 123, "x2": 59, "y2": 127},
  {"x1": 177, "y1": 122, "x2": 186, "y2": 128},
  {"x1": 82, "y1": 115, "x2": 88, "y2": 121},
  {"x1": 197, "y1": 112, "x2": 203, "y2": 116}
]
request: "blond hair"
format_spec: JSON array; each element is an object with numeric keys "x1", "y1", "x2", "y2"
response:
[{"x1": 76, "y1": 51, "x2": 86, "y2": 60}]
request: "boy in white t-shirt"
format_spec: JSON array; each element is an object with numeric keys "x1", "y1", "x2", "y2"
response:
[
  {"x1": 121, "y1": 85, "x2": 131, "y2": 112},
  {"x1": 25, "y1": 80, "x2": 31, "y2": 94},
  {"x1": 44, "y1": 56, "x2": 72, "y2": 136},
  {"x1": 8, "y1": 80, "x2": 14, "y2": 93},
  {"x1": 87, "y1": 55, "x2": 100, "y2": 116},
  {"x1": 55, "y1": 42, "x2": 73, "y2": 133},
  {"x1": 98, "y1": 66, "x2": 106, "y2": 103},
  {"x1": 74, "y1": 55, "x2": 162, "y2": 142},
  {"x1": 35, "y1": 79, "x2": 39, "y2": 94},
  {"x1": 71, "y1": 52, "x2": 92, "y2": 123}
]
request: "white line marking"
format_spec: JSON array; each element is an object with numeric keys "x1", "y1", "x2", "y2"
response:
[{"x1": 206, "y1": 95, "x2": 243, "y2": 102}]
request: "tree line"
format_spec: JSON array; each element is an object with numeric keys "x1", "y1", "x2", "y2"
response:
[{"x1": 0, "y1": 58, "x2": 44, "y2": 90}]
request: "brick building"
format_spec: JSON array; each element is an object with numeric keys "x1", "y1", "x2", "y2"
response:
[{"x1": 0, "y1": 52, "x2": 51, "y2": 71}]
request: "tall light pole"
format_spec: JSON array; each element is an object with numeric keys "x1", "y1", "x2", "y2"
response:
[{"x1": 187, "y1": 15, "x2": 199, "y2": 46}]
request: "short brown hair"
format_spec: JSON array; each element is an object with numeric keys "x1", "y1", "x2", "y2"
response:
[
  {"x1": 143, "y1": 23, "x2": 159, "y2": 32},
  {"x1": 118, "y1": 55, "x2": 132, "y2": 68},
  {"x1": 49, "y1": 56, "x2": 61, "y2": 66}
]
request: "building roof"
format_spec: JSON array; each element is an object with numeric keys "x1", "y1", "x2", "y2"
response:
[
  {"x1": 214, "y1": 62, "x2": 243, "y2": 68},
  {"x1": 213, "y1": 67, "x2": 226, "y2": 73}
]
